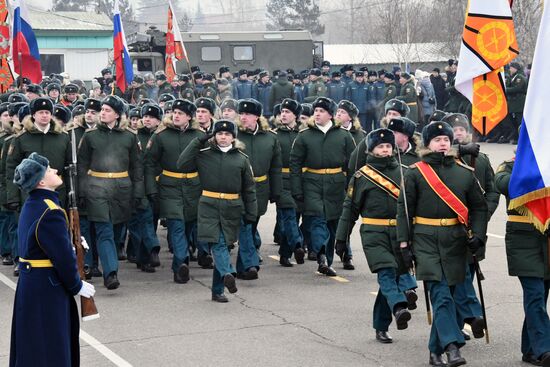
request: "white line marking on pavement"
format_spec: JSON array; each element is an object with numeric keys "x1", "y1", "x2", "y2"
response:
[
  {"x1": 0, "y1": 272, "x2": 133, "y2": 367},
  {"x1": 487, "y1": 233, "x2": 505, "y2": 239}
]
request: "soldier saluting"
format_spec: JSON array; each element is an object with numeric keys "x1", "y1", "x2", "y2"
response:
[
  {"x1": 396, "y1": 121, "x2": 488, "y2": 366},
  {"x1": 77, "y1": 95, "x2": 144, "y2": 290}
]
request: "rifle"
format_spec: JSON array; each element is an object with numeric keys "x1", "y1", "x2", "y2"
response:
[
  {"x1": 67, "y1": 128, "x2": 99, "y2": 321},
  {"x1": 395, "y1": 147, "x2": 431, "y2": 324}
]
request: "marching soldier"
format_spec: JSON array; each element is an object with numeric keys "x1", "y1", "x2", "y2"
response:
[
  {"x1": 501, "y1": 62, "x2": 528, "y2": 144},
  {"x1": 236, "y1": 98, "x2": 282, "y2": 279},
  {"x1": 396, "y1": 121, "x2": 488, "y2": 366},
  {"x1": 128, "y1": 103, "x2": 162, "y2": 272},
  {"x1": 273, "y1": 98, "x2": 305, "y2": 266},
  {"x1": 66, "y1": 98, "x2": 102, "y2": 279},
  {"x1": 194, "y1": 97, "x2": 216, "y2": 134},
  {"x1": 177, "y1": 119, "x2": 257, "y2": 302},
  {"x1": 77, "y1": 95, "x2": 144, "y2": 290},
  {"x1": 334, "y1": 99, "x2": 367, "y2": 270},
  {"x1": 396, "y1": 73, "x2": 419, "y2": 124},
  {"x1": 290, "y1": 97, "x2": 355, "y2": 276},
  {"x1": 443, "y1": 113, "x2": 500, "y2": 340},
  {"x1": 494, "y1": 158, "x2": 550, "y2": 367},
  {"x1": 145, "y1": 99, "x2": 206, "y2": 282},
  {"x1": 336, "y1": 129, "x2": 412, "y2": 344}
]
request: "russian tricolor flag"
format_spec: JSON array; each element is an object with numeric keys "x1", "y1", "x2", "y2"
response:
[
  {"x1": 509, "y1": 2, "x2": 550, "y2": 233},
  {"x1": 11, "y1": 0, "x2": 42, "y2": 83},
  {"x1": 113, "y1": 0, "x2": 133, "y2": 93}
]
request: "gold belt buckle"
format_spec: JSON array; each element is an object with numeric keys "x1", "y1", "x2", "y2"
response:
[
  {"x1": 108, "y1": 172, "x2": 113, "y2": 178},
  {"x1": 440, "y1": 218, "x2": 447, "y2": 226},
  {"x1": 324, "y1": 168, "x2": 330, "y2": 174},
  {"x1": 389, "y1": 219, "x2": 396, "y2": 226},
  {"x1": 219, "y1": 193, "x2": 225, "y2": 199}
]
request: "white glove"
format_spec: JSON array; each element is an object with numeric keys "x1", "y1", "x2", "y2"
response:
[
  {"x1": 78, "y1": 280, "x2": 96, "y2": 298},
  {"x1": 81, "y1": 236, "x2": 89, "y2": 251}
]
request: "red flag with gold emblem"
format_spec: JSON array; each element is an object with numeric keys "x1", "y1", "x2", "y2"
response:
[
  {"x1": 165, "y1": 1, "x2": 187, "y2": 82},
  {"x1": 455, "y1": 0, "x2": 518, "y2": 135},
  {"x1": 0, "y1": 0, "x2": 13, "y2": 92}
]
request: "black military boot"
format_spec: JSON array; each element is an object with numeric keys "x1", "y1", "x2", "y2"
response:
[
  {"x1": 294, "y1": 247, "x2": 305, "y2": 264},
  {"x1": 307, "y1": 250, "x2": 317, "y2": 261},
  {"x1": 405, "y1": 289, "x2": 418, "y2": 310},
  {"x1": 173, "y1": 264, "x2": 189, "y2": 283},
  {"x1": 198, "y1": 253, "x2": 213, "y2": 269},
  {"x1": 279, "y1": 257, "x2": 293, "y2": 267},
  {"x1": 104, "y1": 272, "x2": 120, "y2": 290},
  {"x1": 317, "y1": 254, "x2": 329, "y2": 274},
  {"x1": 342, "y1": 256, "x2": 355, "y2": 270},
  {"x1": 429, "y1": 352, "x2": 446, "y2": 366},
  {"x1": 522, "y1": 353, "x2": 542, "y2": 366},
  {"x1": 466, "y1": 317, "x2": 485, "y2": 338},
  {"x1": 238, "y1": 267, "x2": 258, "y2": 280},
  {"x1": 445, "y1": 343, "x2": 466, "y2": 367},
  {"x1": 2, "y1": 254, "x2": 14, "y2": 265},
  {"x1": 141, "y1": 262, "x2": 156, "y2": 273},
  {"x1": 375, "y1": 330, "x2": 393, "y2": 344},
  {"x1": 394, "y1": 306, "x2": 411, "y2": 330},
  {"x1": 212, "y1": 293, "x2": 229, "y2": 303},
  {"x1": 117, "y1": 246, "x2": 127, "y2": 261},
  {"x1": 540, "y1": 352, "x2": 550, "y2": 367},
  {"x1": 150, "y1": 248, "x2": 161, "y2": 267},
  {"x1": 223, "y1": 273, "x2": 237, "y2": 293}
]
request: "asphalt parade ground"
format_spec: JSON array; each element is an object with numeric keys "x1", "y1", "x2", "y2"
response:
[{"x1": 0, "y1": 143, "x2": 530, "y2": 367}]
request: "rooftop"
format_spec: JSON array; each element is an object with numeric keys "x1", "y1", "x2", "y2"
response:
[
  {"x1": 29, "y1": 10, "x2": 112, "y2": 32},
  {"x1": 324, "y1": 43, "x2": 452, "y2": 65}
]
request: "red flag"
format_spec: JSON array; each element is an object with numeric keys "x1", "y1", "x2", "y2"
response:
[{"x1": 165, "y1": 1, "x2": 187, "y2": 82}]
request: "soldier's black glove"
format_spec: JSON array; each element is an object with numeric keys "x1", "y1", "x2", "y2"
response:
[
  {"x1": 199, "y1": 134, "x2": 213, "y2": 144},
  {"x1": 459, "y1": 143, "x2": 480, "y2": 158},
  {"x1": 400, "y1": 245, "x2": 414, "y2": 269},
  {"x1": 335, "y1": 240, "x2": 347, "y2": 258},
  {"x1": 292, "y1": 194, "x2": 304, "y2": 203},
  {"x1": 78, "y1": 197, "x2": 86, "y2": 211},
  {"x1": 467, "y1": 235, "x2": 485, "y2": 253},
  {"x1": 269, "y1": 194, "x2": 280, "y2": 204},
  {"x1": 4, "y1": 202, "x2": 20, "y2": 212}
]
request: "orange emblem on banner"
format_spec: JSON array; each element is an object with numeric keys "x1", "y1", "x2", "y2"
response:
[
  {"x1": 471, "y1": 70, "x2": 507, "y2": 135},
  {"x1": 463, "y1": 14, "x2": 519, "y2": 70}
]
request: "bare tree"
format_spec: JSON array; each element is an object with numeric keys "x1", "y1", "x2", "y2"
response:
[{"x1": 512, "y1": 0, "x2": 543, "y2": 64}]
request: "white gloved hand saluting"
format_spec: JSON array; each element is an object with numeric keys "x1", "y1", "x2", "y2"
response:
[{"x1": 77, "y1": 280, "x2": 96, "y2": 298}]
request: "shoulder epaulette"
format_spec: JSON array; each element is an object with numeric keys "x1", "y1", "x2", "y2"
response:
[
  {"x1": 43, "y1": 199, "x2": 61, "y2": 211},
  {"x1": 64, "y1": 124, "x2": 77, "y2": 132},
  {"x1": 85, "y1": 126, "x2": 97, "y2": 132},
  {"x1": 199, "y1": 147, "x2": 211, "y2": 152},
  {"x1": 269, "y1": 129, "x2": 277, "y2": 135},
  {"x1": 298, "y1": 127, "x2": 309, "y2": 133},
  {"x1": 15, "y1": 129, "x2": 27, "y2": 137},
  {"x1": 454, "y1": 159, "x2": 475, "y2": 171},
  {"x1": 126, "y1": 127, "x2": 138, "y2": 135},
  {"x1": 238, "y1": 150, "x2": 249, "y2": 158},
  {"x1": 154, "y1": 125, "x2": 167, "y2": 134},
  {"x1": 4, "y1": 135, "x2": 14, "y2": 142}
]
